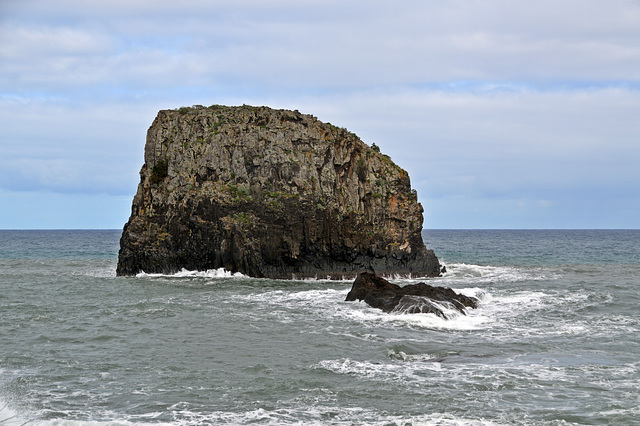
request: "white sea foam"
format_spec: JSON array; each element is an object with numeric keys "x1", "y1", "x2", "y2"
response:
[
  {"x1": 156, "y1": 264, "x2": 571, "y2": 335},
  {"x1": 0, "y1": 400, "x2": 22, "y2": 426},
  {"x1": 233, "y1": 286, "x2": 491, "y2": 331},
  {"x1": 4, "y1": 404, "x2": 504, "y2": 426},
  {"x1": 468, "y1": 287, "x2": 621, "y2": 340},
  {"x1": 136, "y1": 267, "x2": 246, "y2": 279},
  {"x1": 163, "y1": 406, "x2": 505, "y2": 426},
  {"x1": 314, "y1": 355, "x2": 598, "y2": 394},
  {"x1": 317, "y1": 357, "x2": 430, "y2": 379},
  {"x1": 378, "y1": 308, "x2": 490, "y2": 331},
  {"x1": 135, "y1": 262, "x2": 548, "y2": 288},
  {"x1": 437, "y1": 262, "x2": 557, "y2": 285},
  {"x1": 486, "y1": 291, "x2": 547, "y2": 312},
  {"x1": 300, "y1": 275, "x2": 356, "y2": 282},
  {"x1": 469, "y1": 290, "x2": 548, "y2": 332},
  {"x1": 387, "y1": 349, "x2": 439, "y2": 363},
  {"x1": 233, "y1": 288, "x2": 345, "y2": 310}
]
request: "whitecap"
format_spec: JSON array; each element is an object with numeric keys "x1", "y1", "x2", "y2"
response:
[
  {"x1": 136, "y1": 267, "x2": 246, "y2": 279},
  {"x1": 316, "y1": 357, "x2": 436, "y2": 380},
  {"x1": 238, "y1": 284, "x2": 495, "y2": 332},
  {"x1": 167, "y1": 404, "x2": 504, "y2": 426},
  {"x1": 381, "y1": 308, "x2": 490, "y2": 331},
  {"x1": 436, "y1": 262, "x2": 558, "y2": 285},
  {"x1": 0, "y1": 401, "x2": 22, "y2": 426}
]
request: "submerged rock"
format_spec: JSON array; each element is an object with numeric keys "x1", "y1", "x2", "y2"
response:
[
  {"x1": 345, "y1": 272, "x2": 478, "y2": 318},
  {"x1": 117, "y1": 105, "x2": 441, "y2": 279}
]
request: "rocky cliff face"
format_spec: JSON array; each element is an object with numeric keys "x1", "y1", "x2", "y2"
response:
[{"x1": 116, "y1": 105, "x2": 441, "y2": 278}]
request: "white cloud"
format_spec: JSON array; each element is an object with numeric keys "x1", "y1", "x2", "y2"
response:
[
  {"x1": 1, "y1": 0, "x2": 640, "y2": 228},
  {"x1": 3, "y1": 0, "x2": 640, "y2": 92},
  {"x1": 0, "y1": 25, "x2": 112, "y2": 56}
]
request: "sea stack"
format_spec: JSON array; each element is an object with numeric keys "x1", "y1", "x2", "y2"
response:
[{"x1": 116, "y1": 105, "x2": 441, "y2": 279}]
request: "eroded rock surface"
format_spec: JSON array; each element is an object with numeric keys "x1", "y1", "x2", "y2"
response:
[
  {"x1": 345, "y1": 272, "x2": 478, "y2": 318},
  {"x1": 117, "y1": 105, "x2": 441, "y2": 278}
]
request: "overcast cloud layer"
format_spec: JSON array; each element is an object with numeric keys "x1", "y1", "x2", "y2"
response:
[{"x1": 1, "y1": 0, "x2": 639, "y2": 228}]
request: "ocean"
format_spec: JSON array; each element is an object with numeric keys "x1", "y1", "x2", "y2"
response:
[{"x1": 0, "y1": 229, "x2": 638, "y2": 425}]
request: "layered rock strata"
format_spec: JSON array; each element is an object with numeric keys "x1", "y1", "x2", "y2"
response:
[
  {"x1": 117, "y1": 105, "x2": 441, "y2": 279},
  {"x1": 345, "y1": 273, "x2": 478, "y2": 318}
]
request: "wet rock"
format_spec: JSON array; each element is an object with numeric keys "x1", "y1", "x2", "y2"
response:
[{"x1": 345, "y1": 272, "x2": 478, "y2": 318}]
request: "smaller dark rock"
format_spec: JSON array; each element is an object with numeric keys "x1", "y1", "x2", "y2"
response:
[
  {"x1": 345, "y1": 272, "x2": 478, "y2": 319},
  {"x1": 441, "y1": 265, "x2": 447, "y2": 274}
]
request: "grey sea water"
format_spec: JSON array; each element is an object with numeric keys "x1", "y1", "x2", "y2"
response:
[{"x1": 1, "y1": 230, "x2": 639, "y2": 425}]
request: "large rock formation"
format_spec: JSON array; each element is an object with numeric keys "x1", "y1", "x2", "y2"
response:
[
  {"x1": 345, "y1": 273, "x2": 478, "y2": 318},
  {"x1": 116, "y1": 105, "x2": 441, "y2": 279}
]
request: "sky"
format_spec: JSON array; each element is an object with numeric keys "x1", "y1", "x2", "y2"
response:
[{"x1": 1, "y1": 0, "x2": 639, "y2": 229}]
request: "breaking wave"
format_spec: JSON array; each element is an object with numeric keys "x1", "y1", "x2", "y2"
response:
[{"x1": 136, "y1": 267, "x2": 247, "y2": 279}]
